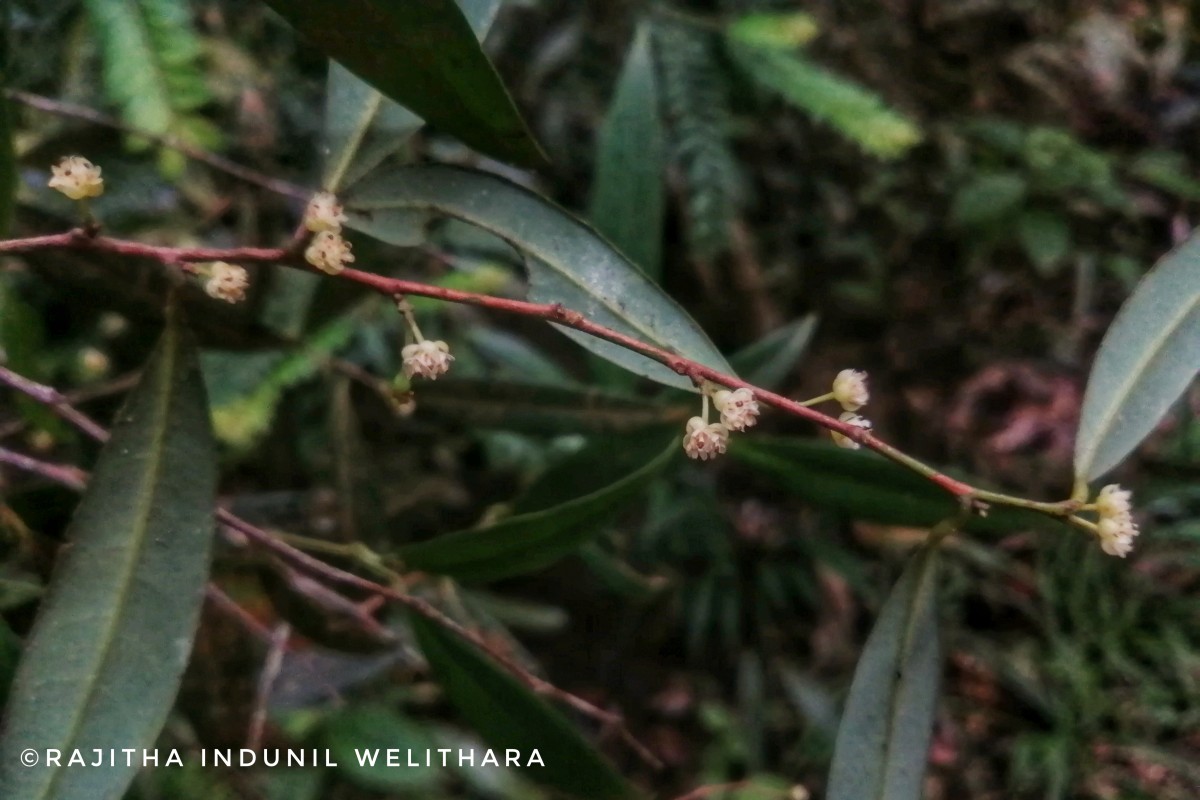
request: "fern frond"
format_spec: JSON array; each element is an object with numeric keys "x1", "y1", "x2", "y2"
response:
[
  {"x1": 654, "y1": 18, "x2": 744, "y2": 261},
  {"x1": 84, "y1": 0, "x2": 219, "y2": 170},
  {"x1": 727, "y1": 40, "x2": 921, "y2": 159}
]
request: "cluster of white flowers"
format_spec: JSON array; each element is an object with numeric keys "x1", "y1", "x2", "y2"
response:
[
  {"x1": 828, "y1": 369, "x2": 871, "y2": 448},
  {"x1": 305, "y1": 230, "x2": 355, "y2": 274},
  {"x1": 303, "y1": 191, "x2": 348, "y2": 234},
  {"x1": 682, "y1": 416, "x2": 730, "y2": 461},
  {"x1": 203, "y1": 261, "x2": 250, "y2": 304},
  {"x1": 712, "y1": 387, "x2": 760, "y2": 431},
  {"x1": 402, "y1": 339, "x2": 454, "y2": 380},
  {"x1": 682, "y1": 386, "x2": 761, "y2": 460},
  {"x1": 48, "y1": 156, "x2": 104, "y2": 200},
  {"x1": 1094, "y1": 484, "x2": 1138, "y2": 558}
]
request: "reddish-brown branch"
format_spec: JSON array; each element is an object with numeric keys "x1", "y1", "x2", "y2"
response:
[
  {"x1": 1, "y1": 228, "x2": 974, "y2": 497},
  {"x1": 0, "y1": 368, "x2": 662, "y2": 769}
]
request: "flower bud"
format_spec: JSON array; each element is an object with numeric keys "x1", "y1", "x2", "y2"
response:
[
  {"x1": 830, "y1": 411, "x2": 871, "y2": 449},
  {"x1": 303, "y1": 191, "x2": 348, "y2": 233},
  {"x1": 204, "y1": 262, "x2": 250, "y2": 304}
]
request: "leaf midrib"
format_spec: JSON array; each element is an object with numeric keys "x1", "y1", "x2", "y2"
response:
[
  {"x1": 351, "y1": 193, "x2": 672, "y2": 351},
  {"x1": 326, "y1": 87, "x2": 383, "y2": 192},
  {"x1": 1078, "y1": 291, "x2": 1200, "y2": 479},
  {"x1": 38, "y1": 324, "x2": 178, "y2": 800},
  {"x1": 874, "y1": 548, "x2": 937, "y2": 799}
]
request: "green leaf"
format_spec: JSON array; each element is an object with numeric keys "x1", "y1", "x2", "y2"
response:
[
  {"x1": 321, "y1": 0, "x2": 503, "y2": 192},
  {"x1": 730, "y1": 437, "x2": 1050, "y2": 533},
  {"x1": 0, "y1": 301, "x2": 216, "y2": 800},
  {"x1": 1016, "y1": 209, "x2": 1071, "y2": 276},
  {"x1": 1128, "y1": 150, "x2": 1200, "y2": 202},
  {"x1": 202, "y1": 312, "x2": 358, "y2": 451},
  {"x1": 728, "y1": 315, "x2": 818, "y2": 390},
  {"x1": 728, "y1": 11, "x2": 819, "y2": 50},
  {"x1": 589, "y1": 23, "x2": 666, "y2": 279},
  {"x1": 827, "y1": 545, "x2": 942, "y2": 800},
  {"x1": 726, "y1": 39, "x2": 920, "y2": 159},
  {"x1": 84, "y1": 0, "x2": 219, "y2": 170},
  {"x1": 1074, "y1": 231, "x2": 1200, "y2": 481},
  {"x1": 409, "y1": 614, "x2": 640, "y2": 799},
  {"x1": 951, "y1": 172, "x2": 1027, "y2": 227},
  {"x1": 324, "y1": 706, "x2": 440, "y2": 792},
  {"x1": 400, "y1": 435, "x2": 675, "y2": 582},
  {"x1": 346, "y1": 165, "x2": 733, "y2": 390},
  {"x1": 264, "y1": 0, "x2": 543, "y2": 167}
]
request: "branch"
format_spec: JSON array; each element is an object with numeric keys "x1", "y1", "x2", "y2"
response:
[
  {"x1": 0, "y1": 366, "x2": 662, "y2": 769},
  {"x1": 0, "y1": 227, "x2": 1019, "y2": 506}
]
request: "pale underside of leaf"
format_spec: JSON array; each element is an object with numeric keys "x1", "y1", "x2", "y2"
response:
[
  {"x1": 345, "y1": 165, "x2": 732, "y2": 390},
  {"x1": 1074, "y1": 231, "x2": 1200, "y2": 481},
  {"x1": 827, "y1": 544, "x2": 941, "y2": 800}
]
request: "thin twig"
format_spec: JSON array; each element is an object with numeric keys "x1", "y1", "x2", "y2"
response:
[
  {"x1": 247, "y1": 623, "x2": 291, "y2": 750},
  {"x1": 6, "y1": 89, "x2": 311, "y2": 200},
  {"x1": 0, "y1": 228, "x2": 1017, "y2": 506},
  {"x1": 0, "y1": 366, "x2": 663, "y2": 769},
  {"x1": 0, "y1": 445, "x2": 88, "y2": 490}
]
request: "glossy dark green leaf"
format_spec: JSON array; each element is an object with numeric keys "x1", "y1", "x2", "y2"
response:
[
  {"x1": 409, "y1": 614, "x2": 640, "y2": 799},
  {"x1": 401, "y1": 435, "x2": 675, "y2": 582},
  {"x1": 1075, "y1": 230, "x2": 1200, "y2": 481},
  {"x1": 0, "y1": 302, "x2": 216, "y2": 800},
  {"x1": 346, "y1": 165, "x2": 733, "y2": 389},
  {"x1": 827, "y1": 545, "x2": 942, "y2": 800},
  {"x1": 321, "y1": 0, "x2": 502, "y2": 192},
  {"x1": 728, "y1": 314, "x2": 817, "y2": 390},
  {"x1": 265, "y1": 0, "x2": 542, "y2": 167},
  {"x1": 589, "y1": 23, "x2": 666, "y2": 279},
  {"x1": 731, "y1": 437, "x2": 1049, "y2": 533}
]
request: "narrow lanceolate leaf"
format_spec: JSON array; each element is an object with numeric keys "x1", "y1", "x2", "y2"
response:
[
  {"x1": 0, "y1": 302, "x2": 216, "y2": 800},
  {"x1": 265, "y1": 0, "x2": 543, "y2": 167},
  {"x1": 401, "y1": 436, "x2": 674, "y2": 581},
  {"x1": 346, "y1": 165, "x2": 733, "y2": 389},
  {"x1": 1075, "y1": 231, "x2": 1200, "y2": 481},
  {"x1": 589, "y1": 23, "x2": 666, "y2": 279},
  {"x1": 409, "y1": 614, "x2": 640, "y2": 799},
  {"x1": 321, "y1": 0, "x2": 503, "y2": 192},
  {"x1": 827, "y1": 545, "x2": 942, "y2": 800},
  {"x1": 729, "y1": 315, "x2": 818, "y2": 391}
]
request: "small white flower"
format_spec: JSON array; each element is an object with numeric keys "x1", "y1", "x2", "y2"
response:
[
  {"x1": 49, "y1": 155, "x2": 104, "y2": 200},
  {"x1": 204, "y1": 262, "x2": 250, "y2": 304},
  {"x1": 682, "y1": 416, "x2": 730, "y2": 461},
  {"x1": 1095, "y1": 484, "x2": 1132, "y2": 519},
  {"x1": 402, "y1": 340, "x2": 453, "y2": 380},
  {"x1": 832, "y1": 369, "x2": 869, "y2": 411},
  {"x1": 1097, "y1": 517, "x2": 1137, "y2": 558},
  {"x1": 830, "y1": 411, "x2": 871, "y2": 449},
  {"x1": 303, "y1": 191, "x2": 347, "y2": 233},
  {"x1": 305, "y1": 231, "x2": 355, "y2": 274},
  {"x1": 713, "y1": 387, "x2": 760, "y2": 431},
  {"x1": 78, "y1": 347, "x2": 110, "y2": 379},
  {"x1": 1094, "y1": 484, "x2": 1138, "y2": 558}
]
